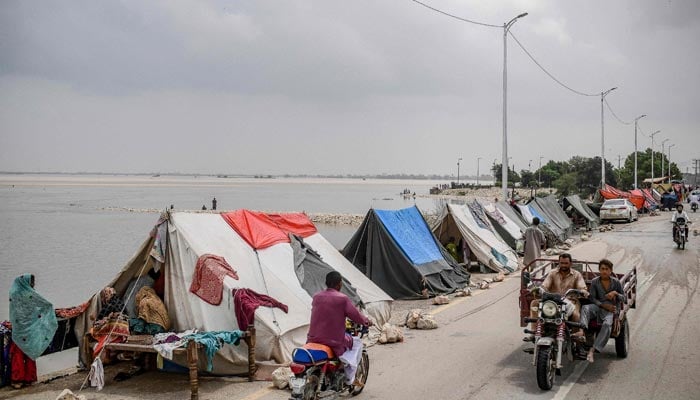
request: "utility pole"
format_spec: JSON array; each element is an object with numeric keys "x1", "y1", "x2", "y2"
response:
[
  {"x1": 694, "y1": 159, "x2": 699, "y2": 186},
  {"x1": 600, "y1": 87, "x2": 617, "y2": 188},
  {"x1": 477, "y1": 157, "x2": 482, "y2": 187},
  {"x1": 633, "y1": 114, "x2": 646, "y2": 189},
  {"x1": 649, "y1": 130, "x2": 660, "y2": 183},
  {"x1": 667, "y1": 144, "x2": 675, "y2": 183},
  {"x1": 661, "y1": 138, "x2": 669, "y2": 182},
  {"x1": 617, "y1": 154, "x2": 622, "y2": 169},
  {"x1": 457, "y1": 157, "x2": 462, "y2": 186}
]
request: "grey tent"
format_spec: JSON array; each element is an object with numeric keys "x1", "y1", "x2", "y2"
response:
[
  {"x1": 342, "y1": 206, "x2": 469, "y2": 300},
  {"x1": 529, "y1": 196, "x2": 573, "y2": 241},
  {"x1": 562, "y1": 195, "x2": 599, "y2": 229}
]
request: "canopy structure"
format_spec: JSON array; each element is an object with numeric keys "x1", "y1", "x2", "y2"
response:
[
  {"x1": 75, "y1": 210, "x2": 392, "y2": 374},
  {"x1": 342, "y1": 206, "x2": 469, "y2": 300},
  {"x1": 494, "y1": 202, "x2": 529, "y2": 233},
  {"x1": 477, "y1": 200, "x2": 523, "y2": 250},
  {"x1": 630, "y1": 189, "x2": 658, "y2": 211},
  {"x1": 599, "y1": 184, "x2": 645, "y2": 210},
  {"x1": 528, "y1": 196, "x2": 572, "y2": 241},
  {"x1": 432, "y1": 203, "x2": 518, "y2": 274},
  {"x1": 562, "y1": 195, "x2": 599, "y2": 228}
]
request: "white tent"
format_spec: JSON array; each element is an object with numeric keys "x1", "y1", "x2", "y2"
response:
[
  {"x1": 77, "y1": 211, "x2": 392, "y2": 374},
  {"x1": 433, "y1": 204, "x2": 518, "y2": 273}
]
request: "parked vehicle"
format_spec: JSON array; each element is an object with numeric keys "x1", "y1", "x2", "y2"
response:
[
  {"x1": 673, "y1": 217, "x2": 689, "y2": 249},
  {"x1": 289, "y1": 323, "x2": 369, "y2": 400},
  {"x1": 520, "y1": 259, "x2": 637, "y2": 391},
  {"x1": 600, "y1": 199, "x2": 638, "y2": 223}
]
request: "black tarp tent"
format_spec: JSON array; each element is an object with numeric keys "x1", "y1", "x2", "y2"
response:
[
  {"x1": 562, "y1": 195, "x2": 599, "y2": 229},
  {"x1": 342, "y1": 206, "x2": 469, "y2": 299}
]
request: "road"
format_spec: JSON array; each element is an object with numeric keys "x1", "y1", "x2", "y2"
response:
[{"x1": 3, "y1": 213, "x2": 698, "y2": 400}]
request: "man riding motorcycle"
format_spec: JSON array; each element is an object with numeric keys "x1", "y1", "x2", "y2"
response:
[
  {"x1": 688, "y1": 191, "x2": 700, "y2": 212},
  {"x1": 306, "y1": 271, "x2": 371, "y2": 386},
  {"x1": 526, "y1": 253, "x2": 589, "y2": 341},
  {"x1": 671, "y1": 204, "x2": 691, "y2": 242}
]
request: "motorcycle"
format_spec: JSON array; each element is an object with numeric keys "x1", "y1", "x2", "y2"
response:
[
  {"x1": 673, "y1": 217, "x2": 689, "y2": 249},
  {"x1": 523, "y1": 288, "x2": 587, "y2": 390},
  {"x1": 691, "y1": 202, "x2": 698, "y2": 213},
  {"x1": 289, "y1": 323, "x2": 370, "y2": 400}
]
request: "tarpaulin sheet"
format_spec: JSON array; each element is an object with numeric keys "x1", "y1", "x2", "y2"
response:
[
  {"x1": 374, "y1": 207, "x2": 445, "y2": 265},
  {"x1": 221, "y1": 210, "x2": 317, "y2": 250}
]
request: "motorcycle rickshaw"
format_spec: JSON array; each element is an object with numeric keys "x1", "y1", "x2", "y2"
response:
[{"x1": 519, "y1": 258, "x2": 637, "y2": 390}]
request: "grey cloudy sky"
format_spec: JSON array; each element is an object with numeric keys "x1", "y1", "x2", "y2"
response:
[{"x1": 1, "y1": 0, "x2": 699, "y2": 176}]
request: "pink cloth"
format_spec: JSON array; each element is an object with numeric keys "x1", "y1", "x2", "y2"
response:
[
  {"x1": 233, "y1": 288, "x2": 288, "y2": 331},
  {"x1": 190, "y1": 254, "x2": 239, "y2": 305},
  {"x1": 306, "y1": 288, "x2": 369, "y2": 357}
]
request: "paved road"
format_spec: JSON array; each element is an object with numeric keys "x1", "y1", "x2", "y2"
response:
[{"x1": 4, "y1": 214, "x2": 697, "y2": 400}]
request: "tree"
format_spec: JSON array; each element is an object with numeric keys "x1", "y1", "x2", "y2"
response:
[
  {"x1": 554, "y1": 172, "x2": 577, "y2": 196},
  {"x1": 492, "y1": 164, "x2": 521, "y2": 185},
  {"x1": 520, "y1": 170, "x2": 535, "y2": 187}
]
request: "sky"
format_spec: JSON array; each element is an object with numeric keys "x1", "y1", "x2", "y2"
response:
[{"x1": 1, "y1": 0, "x2": 699, "y2": 177}]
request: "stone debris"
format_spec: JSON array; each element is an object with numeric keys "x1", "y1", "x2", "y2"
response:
[
  {"x1": 378, "y1": 323, "x2": 404, "y2": 344},
  {"x1": 580, "y1": 233, "x2": 590, "y2": 241},
  {"x1": 479, "y1": 281, "x2": 490, "y2": 290},
  {"x1": 599, "y1": 224, "x2": 615, "y2": 232},
  {"x1": 55, "y1": 389, "x2": 87, "y2": 400},
  {"x1": 545, "y1": 248, "x2": 561, "y2": 256},
  {"x1": 432, "y1": 295, "x2": 450, "y2": 305},
  {"x1": 454, "y1": 288, "x2": 471, "y2": 297},
  {"x1": 405, "y1": 309, "x2": 438, "y2": 329},
  {"x1": 271, "y1": 367, "x2": 293, "y2": 389},
  {"x1": 492, "y1": 273, "x2": 505, "y2": 282},
  {"x1": 564, "y1": 238, "x2": 575, "y2": 246}
]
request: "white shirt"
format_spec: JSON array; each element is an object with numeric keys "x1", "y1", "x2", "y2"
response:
[
  {"x1": 689, "y1": 194, "x2": 700, "y2": 204},
  {"x1": 671, "y1": 210, "x2": 690, "y2": 223}
]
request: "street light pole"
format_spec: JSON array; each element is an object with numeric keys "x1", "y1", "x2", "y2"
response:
[
  {"x1": 538, "y1": 156, "x2": 543, "y2": 194},
  {"x1": 502, "y1": 12, "x2": 528, "y2": 201},
  {"x1": 661, "y1": 139, "x2": 669, "y2": 182},
  {"x1": 477, "y1": 157, "x2": 482, "y2": 187},
  {"x1": 600, "y1": 87, "x2": 617, "y2": 188},
  {"x1": 457, "y1": 157, "x2": 462, "y2": 186},
  {"x1": 633, "y1": 114, "x2": 646, "y2": 189},
  {"x1": 649, "y1": 130, "x2": 660, "y2": 183},
  {"x1": 668, "y1": 144, "x2": 675, "y2": 183}
]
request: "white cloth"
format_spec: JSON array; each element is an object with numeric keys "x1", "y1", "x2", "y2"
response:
[
  {"x1": 339, "y1": 336, "x2": 363, "y2": 385},
  {"x1": 671, "y1": 210, "x2": 690, "y2": 223},
  {"x1": 88, "y1": 358, "x2": 104, "y2": 391}
]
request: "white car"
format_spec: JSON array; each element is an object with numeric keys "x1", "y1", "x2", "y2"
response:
[{"x1": 600, "y1": 199, "x2": 638, "y2": 223}]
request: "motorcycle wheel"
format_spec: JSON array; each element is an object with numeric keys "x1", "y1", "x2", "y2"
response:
[
  {"x1": 536, "y1": 346, "x2": 556, "y2": 391},
  {"x1": 303, "y1": 375, "x2": 319, "y2": 400},
  {"x1": 615, "y1": 319, "x2": 629, "y2": 358},
  {"x1": 681, "y1": 235, "x2": 685, "y2": 250},
  {"x1": 350, "y1": 351, "x2": 370, "y2": 396}
]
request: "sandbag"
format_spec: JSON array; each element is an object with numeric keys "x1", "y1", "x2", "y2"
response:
[{"x1": 272, "y1": 367, "x2": 292, "y2": 389}]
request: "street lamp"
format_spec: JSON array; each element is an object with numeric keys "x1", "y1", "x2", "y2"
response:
[
  {"x1": 600, "y1": 87, "x2": 617, "y2": 188},
  {"x1": 661, "y1": 138, "x2": 669, "y2": 182},
  {"x1": 668, "y1": 144, "x2": 675, "y2": 183},
  {"x1": 649, "y1": 130, "x2": 660, "y2": 183},
  {"x1": 538, "y1": 156, "x2": 544, "y2": 193},
  {"x1": 633, "y1": 114, "x2": 646, "y2": 189},
  {"x1": 476, "y1": 157, "x2": 482, "y2": 187},
  {"x1": 457, "y1": 157, "x2": 462, "y2": 186},
  {"x1": 501, "y1": 12, "x2": 528, "y2": 201}
]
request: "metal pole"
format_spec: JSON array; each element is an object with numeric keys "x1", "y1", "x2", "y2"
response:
[
  {"x1": 600, "y1": 87, "x2": 617, "y2": 188},
  {"x1": 649, "y1": 130, "x2": 660, "y2": 184},
  {"x1": 667, "y1": 144, "x2": 675, "y2": 183},
  {"x1": 633, "y1": 114, "x2": 646, "y2": 189},
  {"x1": 661, "y1": 139, "x2": 669, "y2": 183},
  {"x1": 457, "y1": 158, "x2": 461, "y2": 186},
  {"x1": 477, "y1": 157, "x2": 482, "y2": 187},
  {"x1": 501, "y1": 12, "x2": 528, "y2": 201}
]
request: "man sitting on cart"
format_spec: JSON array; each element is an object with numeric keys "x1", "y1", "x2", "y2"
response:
[
  {"x1": 526, "y1": 253, "x2": 588, "y2": 341},
  {"x1": 580, "y1": 259, "x2": 625, "y2": 363}
]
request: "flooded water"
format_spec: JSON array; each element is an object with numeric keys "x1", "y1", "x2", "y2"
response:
[{"x1": 0, "y1": 174, "x2": 480, "y2": 375}]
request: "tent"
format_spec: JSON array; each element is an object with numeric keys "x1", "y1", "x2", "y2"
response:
[
  {"x1": 494, "y1": 202, "x2": 529, "y2": 233},
  {"x1": 478, "y1": 200, "x2": 523, "y2": 250},
  {"x1": 562, "y1": 195, "x2": 599, "y2": 228},
  {"x1": 75, "y1": 210, "x2": 392, "y2": 374},
  {"x1": 432, "y1": 203, "x2": 518, "y2": 274},
  {"x1": 599, "y1": 184, "x2": 645, "y2": 210},
  {"x1": 527, "y1": 196, "x2": 572, "y2": 241},
  {"x1": 342, "y1": 206, "x2": 469, "y2": 300}
]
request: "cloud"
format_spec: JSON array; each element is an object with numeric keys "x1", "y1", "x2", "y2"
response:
[{"x1": 532, "y1": 17, "x2": 572, "y2": 45}]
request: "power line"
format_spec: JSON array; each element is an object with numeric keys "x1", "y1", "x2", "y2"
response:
[
  {"x1": 508, "y1": 31, "x2": 598, "y2": 97},
  {"x1": 410, "y1": 0, "x2": 501, "y2": 28},
  {"x1": 604, "y1": 98, "x2": 632, "y2": 125}
]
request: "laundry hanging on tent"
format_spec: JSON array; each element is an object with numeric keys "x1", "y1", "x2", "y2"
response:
[
  {"x1": 232, "y1": 288, "x2": 288, "y2": 331},
  {"x1": 183, "y1": 330, "x2": 246, "y2": 372},
  {"x1": 190, "y1": 254, "x2": 239, "y2": 306},
  {"x1": 9, "y1": 275, "x2": 58, "y2": 360}
]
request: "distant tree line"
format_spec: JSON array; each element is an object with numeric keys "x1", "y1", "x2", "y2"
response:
[{"x1": 492, "y1": 149, "x2": 681, "y2": 198}]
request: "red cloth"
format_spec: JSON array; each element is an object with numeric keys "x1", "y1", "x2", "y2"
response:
[
  {"x1": 306, "y1": 288, "x2": 369, "y2": 357},
  {"x1": 10, "y1": 342, "x2": 36, "y2": 385},
  {"x1": 190, "y1": 254, "x2": 239, "y2": 305},
  {"x1": 232, "y1": 288, "x2": 288, "y2": 330},
  {"x1": 220, "y1": 210, "x2": 317, "y2": 250},
  {"x1": 54, "y1": 301, "x2": 90, "y2": 319},
  {"x1": 153, "y1": 271, "x2": 165, "y2": 298}
]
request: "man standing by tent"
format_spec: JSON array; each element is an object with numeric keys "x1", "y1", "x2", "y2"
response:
[{"x1": 523, "y1": 217, "x2": 545, "y2": 269}]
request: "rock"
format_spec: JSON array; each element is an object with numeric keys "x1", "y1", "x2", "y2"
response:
[
  {"x1": 599, "y1": 227, "x2": 606, "y2": 232},
  {"x1": 493, "y1": 273, "x2": 505, "y2": 282},
  {"x1": 416, "y1": 314, "x2": 438, "y2": 330},
  {"x1": 564, "y1": 239, "x2": 575, "y2": 246},
  {"x1": 545, "y1": 248, "x2": 555, "y2": 256},
  {"x1": 405, "y1": 309, "x2": 423, "y2": 329},
  {"x1": 432, "y1": 295, "x2": 450, "y2": 305},
  {"x1": 55, "y1": 389, "x2": 87, "y2": 400},
  {"x1": 272, "y1": 367, "x2": 292, "y2": 389},
  {"x1": 454, "y1": 288, "x2": 471, "y2": 297},
  {"x1": 479, "y1": 281, "x2": 490, "y2": 290},
  {"x1": 378, "y1": 323, "x2": 404, "y2": 344}
]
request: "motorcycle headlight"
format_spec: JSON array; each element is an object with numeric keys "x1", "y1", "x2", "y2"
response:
[{"x1": 541, "y1": 301, "x2": 558, "y2": 318}]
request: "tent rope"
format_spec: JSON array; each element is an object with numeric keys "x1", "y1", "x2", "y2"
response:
[{"x1": 254, "y1": 250, "x2": 281, "y2": 334}]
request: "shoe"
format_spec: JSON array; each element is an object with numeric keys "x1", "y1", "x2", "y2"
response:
[
  {"x1": 586, "y1": 353, "x2": 594, "y2": 363},
  {"x1": 11, "y1": 383, "x2": 23, "y2": 389}
]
